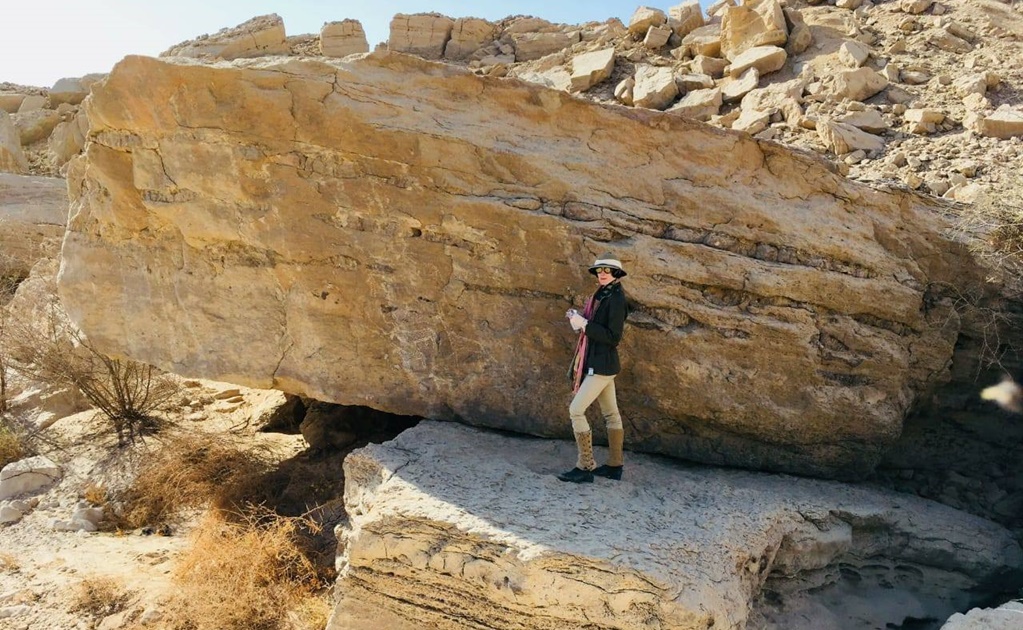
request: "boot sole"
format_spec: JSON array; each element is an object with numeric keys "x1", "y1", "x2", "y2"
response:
[{"x1": 557, "y1": 474, "x2": 594, "y2": 483}]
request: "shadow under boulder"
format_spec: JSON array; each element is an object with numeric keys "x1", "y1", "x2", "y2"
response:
[{"x1": 298, "y1": 401, "x2": 421, "y2": 453}]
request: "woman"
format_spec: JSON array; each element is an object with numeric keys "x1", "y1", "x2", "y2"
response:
[{"x1": 558, "y1": 252, "x2": 629, "y2": 484}]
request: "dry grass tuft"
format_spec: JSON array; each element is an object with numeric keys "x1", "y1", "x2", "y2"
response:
[
  {"x1": 161, "y1": 511, "x2": 329, "y2": 630},
  {"x1": 286, "y1": 595, "x2": 333, "y2": 630},
  {"x1": 70, "y1": 576, "x2": 134, "y2": 620},
  {"x1": 83, "y1": 481, "x2": 108, "y2": 506},
  {"x1": 0, "y1": 552, "x2": 21, "y2": 572},
  {"x1": 110, "y1": 432, "x2": 281, "y2": 530}
]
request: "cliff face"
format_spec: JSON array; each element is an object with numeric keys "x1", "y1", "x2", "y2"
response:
[{"x1": 59, "y1": 51, "x2": 981, "y2": 478}]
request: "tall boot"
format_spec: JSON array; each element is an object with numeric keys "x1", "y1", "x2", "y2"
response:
[
  {"x1": 557, "y1": 431, "x2": 595, "y2": 483},
  {"x1": 576, "y1": 431, "x2": 596, "y2": 470},
  {"x1": 594, "y1": 428, "x2": 624, "y2": 480}
]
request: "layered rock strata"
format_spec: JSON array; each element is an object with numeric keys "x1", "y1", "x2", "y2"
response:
[
  {"x1": 61, "y1": 51, "x2": 979, "y2": 478},
  {"x1": 0, "y1": 173, "x2": 67, "y2": 279},
  {"x1": 328, "y1": 422, "x2": 1023, "y2": 630},
  {"x1": 160, "y1": 14, "x2": 288, "y2": 60}
]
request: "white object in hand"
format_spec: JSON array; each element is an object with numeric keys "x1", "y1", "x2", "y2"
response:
[
  {"x1": 981, "y1": 377, "x2": 1022, "y2": 413},
  {"x1": 569, "y1": 313, "x2": 588, "y2": 331}
]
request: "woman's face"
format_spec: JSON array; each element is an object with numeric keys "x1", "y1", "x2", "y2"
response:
[{"x1": 595, "y1": 268, "x2": 615, "y2": 286}]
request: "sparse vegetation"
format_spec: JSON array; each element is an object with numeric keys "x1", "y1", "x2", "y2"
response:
[
  {"x1": 0, "y1": 419, "x2": 29, "y2": 468},
  {"x1": 110, "y1": 432, "x2": 281, "y2": 530},
  {"x1": 0, "y1": 552, "x2": 20, "y2": 573},
  {"x1": 70, "y1": 576, "x2": 134, "y2": 620},
  {"x1": 160, "y1": 511, "x2": 331, "y2": 630},
  {"x1": 2, "y1": 272, "x2": 178, "y2": 445},
  {"x1": 942, "y1": 199, "x2": 1023, "y2": 375},
  {"x1": 0, "y1": 255, "x2": 26, "y2": 414},
  {"x1": 951, "y1": 199, "x2": 1023, "y2": 281}
]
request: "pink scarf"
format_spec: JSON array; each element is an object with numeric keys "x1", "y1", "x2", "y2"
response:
[{"x1": 570, "y1": 292, "x2": 600, "y2": 393}]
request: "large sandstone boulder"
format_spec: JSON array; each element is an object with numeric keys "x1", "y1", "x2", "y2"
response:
[
  {"x1": 783, "y1": 7, "x2": 812, "y2": 55},
  {"x1": 13, "y1": 109, "x2": 61, "y2": 146},
  {"x1": 61, "y1": 51, "x2": 981, "y2": 478},
  {"x1": 511, "y1": 31, "x2": 580, "y2": 62},
  {"x1": 728, "y1": 45, "x2": 787, "y2": 77},
  {"x1": 328, "y1": 422, "x2": 1023, "y2": 630},
  {"x1": 49, "y1": 74, "x2": 104, "y2": 106},
  {"x1": 389, "y1": 13, "x2": 454, "y2": 59},
  {"x1": 444, "y1": 18, "x2": 496, "y2": 60},
  {"x1": 669, "y1": 87, "x2": 722, "y2": 120},
  {"x1": 320, "y1": 20, "x2": 369, "y2": 58},
  {"x1": 682, "y1": 24, "x2": 722, "y2": 57},
  {"x1": 628, "y1": 6, "x2": 668, "y2": 38},
  {"x1": 161, "y1": 14, "x2": 288, "y2": 60},
  {"x1": 17, "y1": 96, "x2": 46, "y2": 113}
]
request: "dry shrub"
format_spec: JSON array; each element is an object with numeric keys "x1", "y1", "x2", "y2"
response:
[
  {"x1": 1, "y1": 271, "x2": 178, "y2": 445},
  {"x1": 162, "y1": 511, "x2": 328, "y2": 630},
  {"x1": 944, "y1": 199, "x2": 1023, "y2": 373},
  {"x1": 111, "y1": 432, "x2": 281, "y2": 530},
  {"x1": 0, "y1": 418, "x2": 30, "y2": 468},
  {"x1": 70, "y1": 576, "x2": 134, "y2": 620},
  {"x1": 951, "y1": 199, "x2": 1023, "y2": 286}
]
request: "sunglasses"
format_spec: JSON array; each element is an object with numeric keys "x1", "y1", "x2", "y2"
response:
[{"x1": 594, "y1": 267, "x2": 615, "y2": 274}]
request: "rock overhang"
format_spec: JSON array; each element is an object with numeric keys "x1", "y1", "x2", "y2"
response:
[{"x1": 58, "y1": 50, "x2": 983, "y2": 479}]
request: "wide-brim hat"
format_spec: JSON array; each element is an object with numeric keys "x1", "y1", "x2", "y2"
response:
[{"x1": 588, "y1": 253, "x2": 627, "y2": 278}]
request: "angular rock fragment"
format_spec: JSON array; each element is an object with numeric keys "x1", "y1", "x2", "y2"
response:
[
  {"x1": 444, "y1": 18, "x2": 496, "y2": 60},
  {"x1": 818, "y1": 118, "x2": 886, "y2": 154},
  {"x1": 669, "y1": 87, "x2": 722, "y2": 121},
  {"x1": 632, "y1": 64, "x2": 680, "y2": 109},
  {"x1": 628, "y1": 6, "x2": 667, "y2": 38},
  {"x1": 669, "y1": 0, "x2": 705, "y2": 38},
  {"x1": 569, "y1": 47, "x2": 616, "y2": 92},
  {"x1": 977, "y1": 107, "x2": 1023, "y2": 139},
  {"x1": 720, "y1": 0, "x2": 788, "y2": 61},
  {"x1": 728, "y1": 45, "x2": 787, "y2": 77},
  {"x1": 833, "y1": 67, "x2": 889, "y2": 101}
]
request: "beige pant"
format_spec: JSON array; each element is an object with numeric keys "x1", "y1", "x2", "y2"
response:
[{"x1": 570, "y1": 374, "x2": 623, "y2": 433}]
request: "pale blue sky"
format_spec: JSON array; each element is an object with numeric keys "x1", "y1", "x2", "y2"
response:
[{"x1": 0, "y1": 1, "x2": 689, "y2": 88}]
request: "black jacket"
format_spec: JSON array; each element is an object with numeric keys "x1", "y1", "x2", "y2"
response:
[{"x1": 584, "y1": 281, "x2": 628, "y2": 376}]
